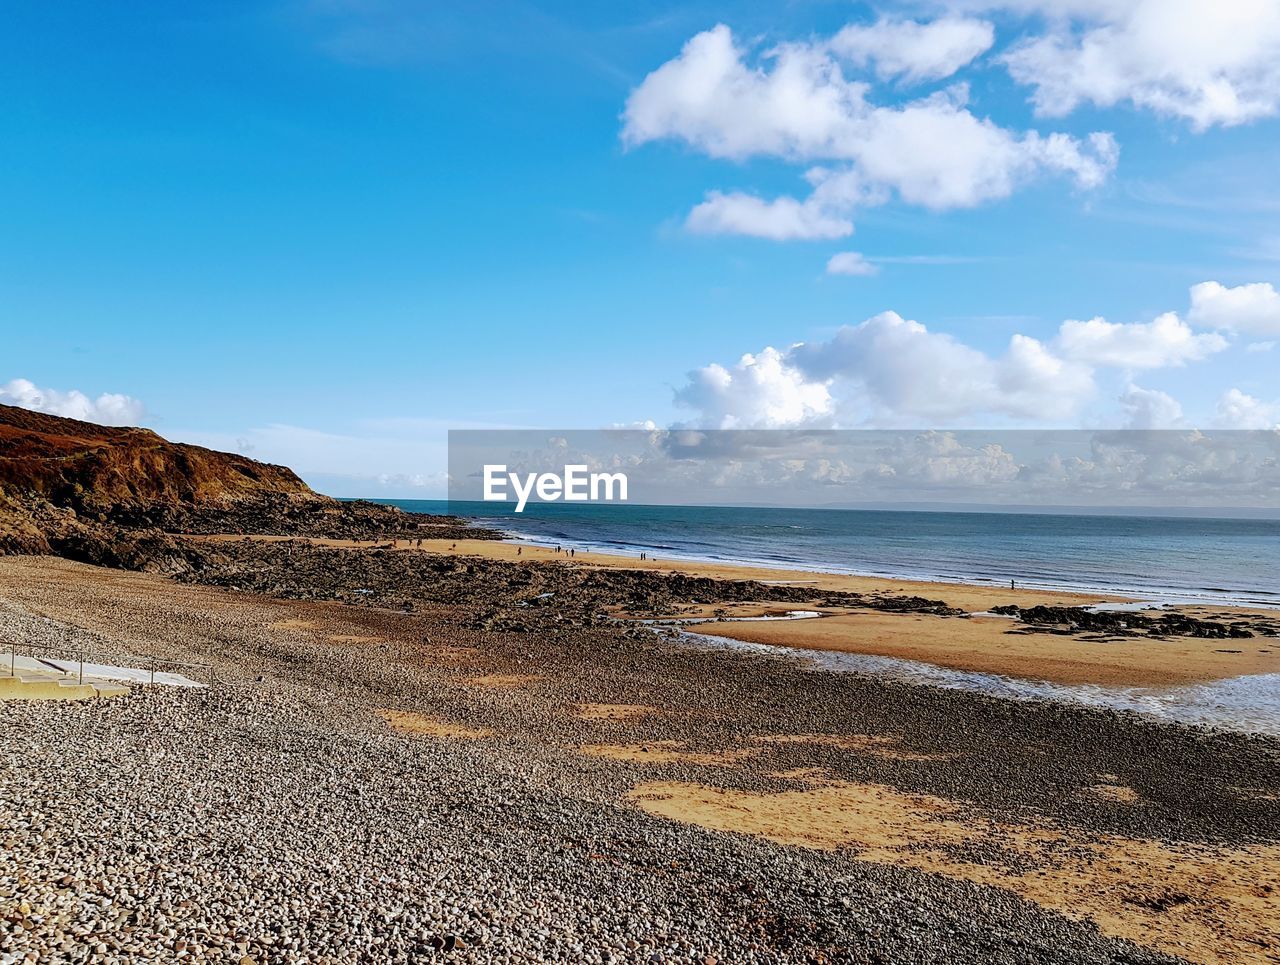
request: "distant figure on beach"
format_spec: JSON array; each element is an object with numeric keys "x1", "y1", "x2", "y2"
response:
[
  {"x1": 1011, "y1": 579, "x2": 1016, "y2": 590},
  {"x1": 570, "y1": 548, "x2": 575, "y2": 558},
  {"x1": 517, "y1": 546, "x2": 522, "y2": 556}
]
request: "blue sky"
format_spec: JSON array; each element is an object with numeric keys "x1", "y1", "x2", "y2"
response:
[{"x1": 3, "y1": 1, "x2": 1279, "y2": 495}]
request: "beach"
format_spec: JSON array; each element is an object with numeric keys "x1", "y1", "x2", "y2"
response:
[
  {"x1": 11, "y1": 4, "x2": 1280, "y2": 960},
  {"x1": 3, "y1": 551, "x2": 1280, "y2": 963},
  {"x1": 195, "y1": 534, "x2": 1280, "y2": 689},
  {"x1": 5, "y1": 521, "x2": 1280, "y2": 961}
]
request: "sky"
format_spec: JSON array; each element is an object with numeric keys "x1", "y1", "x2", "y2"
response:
[{"x1": 3, "y1": 0, "x2": 1280, "y2": 497}]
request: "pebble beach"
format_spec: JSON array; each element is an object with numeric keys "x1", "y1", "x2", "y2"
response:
[{"x1": 3, "y1": 551, "x2": 1278, "y2": 963}]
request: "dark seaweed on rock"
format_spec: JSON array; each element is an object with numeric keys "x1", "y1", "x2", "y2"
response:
[
  {"x1": 176, "y1": 539, "x2": 964, "y2": 633},
  {"x1": 990, "y1": 604, "x2": 1261, "y2": 639}
]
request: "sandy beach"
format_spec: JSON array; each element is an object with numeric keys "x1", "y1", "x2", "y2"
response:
[
  {"x1": 3, "y1": 456, "x2": 1277, "y2": 962},
  {"x1": 193, "y1": 534, "x2": 1280, "y2": 688},
  {"x1": 200, "y1": 534, "x2": 1133, "y2": 607},
  {"x1": 3, "y1": 551, "x2": 1279, "y2": 963}
]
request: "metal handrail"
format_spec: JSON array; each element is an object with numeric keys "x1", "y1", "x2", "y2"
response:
[{"x1": 4, "y1": 638, "x2": 216, "y2": 687}]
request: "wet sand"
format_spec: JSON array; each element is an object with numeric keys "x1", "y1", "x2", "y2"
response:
[
  {"x1": 627, "y1": 776, "x2": 1280, "y2": 965},
  {"x1": 4, "y1": 554, "x2": 1279, "y2": 963},
  {"x1": 686, "y1": 607, "x2": 1280, "y2": 687},
  {"x1": 195, "y1": 534, "x2": 1280, "y2": 688},
  {"x1": 193, "y1": 534, "x2": 1129, "y2": 608}
]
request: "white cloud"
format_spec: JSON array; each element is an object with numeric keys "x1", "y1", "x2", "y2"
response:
[
  {"x1": 1215, "y1": 388, "x2": 1280, "y2": 429},
  {"x1": 0, "y1": 378, "x2": 145, "y2": 426},
  {"x1": 866, "y1": 431, "x2": 1023, "y2": 486},
  {"x1": 1056, "y1": 312, "x2": 1227, "y2": 369},
  {"x1": 826, "y1": 251, "x2": 879, "y2": 276},
  {"x1": 994, "y1": 0, "x2": 1280, "y2": 129},
  {"x1": 622, "y1": 25, "x2": 865, "y2": 161},
  {"x1": 614, "y1": 426, "x2": 1280, "y2": 509},
  {"x1": 792, "y1": 311, "x2": 1094, "y2": 422},
  {"x1": 623, "y1": 24, "x2": 1118, "y2": 239},
  {"x1": 674, "y1": 312, "x2": 1095, "y2": 428},
  {"x1": 686, "y1": 191, "x2": 853, "y2": 240},
  {"x1": 1187, "y1": 280, "x2": 1280, "y2": 336},
  {"x1": 671, "y1": 293, "x2": 1247, "y2": 430},
  {"x1": 850, "y1": 91, "x2": 1117, "y2": 209},
  {"x1": 673, "y1": 346, "x2": 834, "y2": 429},
  {"x1": 1118, "y1": 383, "x2": 1184, "y2": 429},
  {"x1": 830, "y1": 17, "x2": 995, "y2": 84}
]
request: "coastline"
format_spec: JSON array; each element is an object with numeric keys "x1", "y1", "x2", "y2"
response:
[
  {"x1": 430, "y1": 538, "x2": 1280, "y2": 689},
  {"x1": 192, "y1": 534, "x2": 1280, "y2": 692},
  {"x1": 3, "y1": 552, "x2": 1279, "y2": 963},
  {"x1": 196, "y1": 533, "x2": 1135, "y2": 609},
  {"x1": 465, "y1": 508, "x2": 1280, "y2": 612}
]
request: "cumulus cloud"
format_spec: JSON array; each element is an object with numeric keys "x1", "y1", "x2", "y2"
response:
[
  {"x1": 826, "y1": 251, "x2": 879, "y2": 276},
  {"x1": 622, "y1": 26, "x2": 865, "y2": 160},
  {"x1": 686, "y1": 191, "x2": 853, "y2": 240},
  {"x1": 793, "y1": 311, "x2": 1094, "y2": 422},
  {"x1": 830, "y1": 17, "x2": 995, "y2": 84},
  {"x1": 1187, "y1": 280, "x2": 1280, "y2": 336},
  {"x1": 1118, "y1": 383, "x2": 1184, "y2": 429},
  {"x1": 1056, "y1": 312, "x2": 1227, "y2": 369},
  {"x1": 623, "y1": 24, "x2": 1118, "y2": 239},
  {"x1": 0, "y1": 378, "x2": 145, "y2": 426},
  {"x1": 1215, "y1": 388, "x2": 1280, "y2": 429},
  {"x1": 672, "y1": 287, "x2": 1260, "y2": 430},
  {"x1": 676, "y1": 311, "x2": 1098, "y2": 428},
  {"x1": 673, "y1": 346, "x2": 834, "y2": 430},
  {"x1": 869, "y1": 431, "x2": 1022, "y2": 487},
  {"x1": 993, "y1": 0, "x2": 1280, "y2": 129}
]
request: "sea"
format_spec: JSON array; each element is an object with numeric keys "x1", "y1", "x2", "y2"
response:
[
  {"x1": 376, "y1": 500, "x2": 1280, "y2": 610},
  {"x1": 370, "y1": 499, "x2": 1280, "y2": 734}
]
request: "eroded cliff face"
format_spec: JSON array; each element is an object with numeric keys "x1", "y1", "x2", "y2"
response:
[
  {"x1": 0, "y1": 403, "x2": 319, "y2": 517},
  {"x1": 0, "y1": 403, "x2": 489, "y2": 570},
  {"x1": 0, "y1": 404, "x2": 326, "y2": 568}
]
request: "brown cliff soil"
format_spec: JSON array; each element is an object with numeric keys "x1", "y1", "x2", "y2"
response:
[{"x1": 0, "y1": 403, "x2": 489, "y2": 564}]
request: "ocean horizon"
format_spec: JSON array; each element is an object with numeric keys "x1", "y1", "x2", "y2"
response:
[{"x1": 370, "y1": 499, "x2": 1280, "y2": 609}]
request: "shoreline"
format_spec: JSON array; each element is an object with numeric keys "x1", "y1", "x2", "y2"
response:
[
  {"x1": 3, "y1": 553, "x2": 1278, "y2": 964},
  {"x1": 190, "y1": 534, "x2": 1280, "y2": 692},
  {"x1": 192, "y1": 533, "x2": 1135, "y2": 609},
  {"x1": 491, "y1": 527, "x2": 1280, "y2": 611}
]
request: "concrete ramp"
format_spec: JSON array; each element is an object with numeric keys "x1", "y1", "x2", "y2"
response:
[{"x1": 1, "y1": 654, "x2": 204, "y2": 701}]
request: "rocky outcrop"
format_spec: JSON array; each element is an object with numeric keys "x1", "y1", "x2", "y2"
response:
[
  {"x1": 0, "y1": 403, "x2": 318, "y2": 518},
  {"x1": 989, "y1": 604, "x2": 1263, "y2": 639},
  {"x1": 0, "y1": 404, "x2": 491, "y2": 566}
]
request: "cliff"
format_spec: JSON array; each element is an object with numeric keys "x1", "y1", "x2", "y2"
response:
[
  {"x1": 0, "y1": 403, "x2": 318, "y2": 516},
  {"x1": 0, "y1": 403, "x2": 491, "y2": 568}
]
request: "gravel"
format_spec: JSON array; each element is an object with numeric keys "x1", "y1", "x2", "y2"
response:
[{"x1": 4, "y1": 555, "x2": 1272, "y2": 963}]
